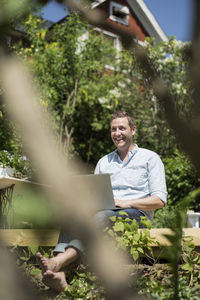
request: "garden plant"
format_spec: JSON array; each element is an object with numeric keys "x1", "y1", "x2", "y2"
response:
[{"x1": 12, "y1": 214, "x2": 200, "y2": 299}]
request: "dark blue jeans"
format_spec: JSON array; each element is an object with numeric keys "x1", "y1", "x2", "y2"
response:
[{"x1": 53, "y1": 208, "x2": 146, "y2": 254}]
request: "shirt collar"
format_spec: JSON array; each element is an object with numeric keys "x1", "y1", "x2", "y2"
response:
[
  {"x1": 130, "y1": 144, "x2": 138, "y2": 155},
  {"x1": 114, "y1": 144, "x2": 138, "y2": 159}
]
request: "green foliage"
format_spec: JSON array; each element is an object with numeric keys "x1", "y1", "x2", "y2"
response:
[
  {"x1": 0, "y1": 150, "x2": 31, "y2": 176},
  {"x1": 14, "y1": 245, "x2": 106, "y2": 299},
  {"x1": 2, "y1": 9, "x2": 194, "y2": 170},
  {"x1": 145, "y1": 37, "x2": 193, "y2": 121},
  {"x1": 132, "y1": 37, "x2": 194, "y2": 157},
  {"x1": 153, "y1": 193, "x2": 200, "y2": 299},
  {"x1": 105, "y1": 212, "x2": 158, "y2": 263},
  {"x1": 138, "y1": 269, "x2": 200, "y2": 299},
  {"x1": 0, "y1": 100, "x2": 21, "y2": 151},
  {"x1": 12, "y1": 14, "x2": 191, "y2": 167},
  {"x1": 106, "y1": 210, "x2": 200, "y2": 299},
  {"x1": 13, "y1": 13, "x2": 123, "y2": 164},
  {"x1": 63, "y1": 268, "x2": 105, "y2": 300},
  {"x1": 185, "y1": 187, "x2": 200, "y2": 212},
  {"x1": 163, "y1": 149, "x2": 200, "y2": 207},
  {"x1": 18, "y1": 245, "x2": 39, "y2": 261},
  {"x1": 154, "y1": 150, "x2": 200, "y2": 228},
  {"x1": 11, "y1": 217, "x2": 200, "y2": 299},
  {"x1": 138, "y1": 234, "x2": 200, "y2": 299}
]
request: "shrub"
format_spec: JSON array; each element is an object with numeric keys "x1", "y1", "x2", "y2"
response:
[
  {"x1": 154, "y1": 150, "x2": 200, "y2": 228},
  {"x1": 163, "y1": 149, "x2": 200, "y2": 207}
]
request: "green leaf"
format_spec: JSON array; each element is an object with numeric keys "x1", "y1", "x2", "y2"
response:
[
  {"x1": 29, "y1": 245, "x2": 39, "y2": 256},
  {"x1": 109, "y1": 216, "x2": 116, "y2": 222},
  {"x1": 20, "y1": 256, "x2": 29, "y2": 261},
  {"x1": 107, "y1": 229, "x2": 115, "y2": 237},
  {"x1": 182, "y1": 263, "x2": 193, "y2": 272},
  {"x1": 29, "y1": 267, "x2": 41, "y2": 276},
  {"x1": 116, "y1": 236, "x2": 127, "y2": 250},
  {"x1": 131, "y1": 248, "x2": 139, "y2": 261},
  {"x1": 137, "y1": 247, "x2": 144, "y2": 254},
  {"x1": 133, "y1": 233, "x2": 140, "y2": 242},
  {"x1": 113, "y1": 221, "x2": 124, "y2": 232},
  {"x1": 118, "y1": 211, "x2": 128, "y2": 216}
]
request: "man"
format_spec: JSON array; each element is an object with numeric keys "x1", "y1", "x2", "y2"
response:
[{"x1": 36, "y1": 111, "x2": 167, "y2": 291}]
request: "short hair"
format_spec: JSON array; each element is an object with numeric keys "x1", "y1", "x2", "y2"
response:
[{"x1": 110, "y1": 111, "x2": 135, "y2": 129}]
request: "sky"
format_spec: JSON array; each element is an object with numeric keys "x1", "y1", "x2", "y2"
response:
[
  {"x1": 41, "y1": 0, "x2": 194, "y2": 41},
  {"x1": 143, "y1": 0, "x2": 194, "y2": 41}
]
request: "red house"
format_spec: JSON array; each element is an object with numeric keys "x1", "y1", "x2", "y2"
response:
[
  {"x1": 91, "y1": 0, "x2": 167, "y2": 50},
  {"x1": 8, "y1": 0, "x2": 166, "y2": 50}
]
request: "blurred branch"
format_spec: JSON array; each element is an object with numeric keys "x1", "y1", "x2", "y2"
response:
[
  {"x1": 0, "y1": 237, "x2": 41, "y2": 300},
  {"x1": 192, "y1": 0, "x2": 200, "y2": 42},
  {"x1": 0, "y1": 55, "x2": 141, "y2": 299},
  {"x1": 190, "y1": 0, "x2": 200, "y2": 117},
  {"x1": 0, "y1": 0, "x2": 141, "y2": 295}
]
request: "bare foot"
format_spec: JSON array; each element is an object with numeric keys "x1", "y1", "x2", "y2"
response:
[
  {"x1": 42, "y1": 270, "x2": 68, "y2": 292},
  {"x1": 36, "y1": 252, "x2": 61, "y2": 274}
]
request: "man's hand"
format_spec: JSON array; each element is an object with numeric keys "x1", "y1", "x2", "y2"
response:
[{"x1": 114, "y1": 199, "x2": 132, "y2": 208}]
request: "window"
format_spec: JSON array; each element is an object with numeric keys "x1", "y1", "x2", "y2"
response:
[
  {"x1": 93, "y1": 27, "x2": 122, "y2": 52},
  {"x1": 109, "y1": 1, "x2": 130, "y2": 26},
  {"x1": 92, "y1": 28, "x2": 122, "y2": 70}
]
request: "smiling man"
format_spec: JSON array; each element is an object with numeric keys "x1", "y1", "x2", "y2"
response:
[
  {"x1": 36, "y1": 110, "x2": 167, "y2": 291},
  {"x1": 94, "y1": 110, "x2": 167, "y2": 226}
]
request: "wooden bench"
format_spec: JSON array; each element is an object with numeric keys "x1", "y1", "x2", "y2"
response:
[
  {"x1": 0, "y1": 229, "x2": 59, "y2": 247},
  {"x1": 1, "y1": 228, "x2": 200, "y2": 247}
]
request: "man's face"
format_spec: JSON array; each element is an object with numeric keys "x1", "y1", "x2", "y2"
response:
[{"x1": 110, "y1": 117, "x2": 136, "y2": 151}]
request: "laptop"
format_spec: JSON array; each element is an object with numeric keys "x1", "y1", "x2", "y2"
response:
[{"x1": 71, "y1": 173, "x2": 116, "y2": 210}]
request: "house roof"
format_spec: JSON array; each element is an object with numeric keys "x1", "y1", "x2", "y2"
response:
[{"x1": 92, "y1": 0, "x2": 168, "y2": 43}]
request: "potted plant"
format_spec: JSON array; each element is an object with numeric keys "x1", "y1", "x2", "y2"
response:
[{"x1": 0, "y1": 150, "x2": 31, "y2": 178}]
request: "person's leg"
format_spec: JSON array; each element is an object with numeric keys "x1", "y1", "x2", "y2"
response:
[
  {"x1": 37, "y1": 208, "x2": 145, "y2": 291},
  {"x1": 53, "y1": 228, "x2": 84, "y2": 255},
  {"x1": 42, "y1": 270, "x2": 68, "y2": 292},
  {"x1": 36, "y1": 227, "x2": 83, "y2": 292},
  {"x1": 40, "y1": 249, "x2": 80, "y2": 292},
  {"x1": 37, "y1": 208, "x2": 145, "y2": 270},
  {"x1": 36, "y1": 225, "x2": 84, "y2": 272},
  {"x1": 93, "y1": 209, "x2": 117, "y2": 229},
  {"x1": 36, "y1": 247, "x2": 79, "y2": 274},
  {"x1": 37, "y1": 210, "x2": 115, "y2": 287},
  {"x1": 36, "y1": 240, "x2": 81, "y2": 291}
]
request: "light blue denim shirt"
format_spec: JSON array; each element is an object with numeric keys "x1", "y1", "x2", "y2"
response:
[{"x1": 94, "y1": 144, "x2": 167, "y2": 221}]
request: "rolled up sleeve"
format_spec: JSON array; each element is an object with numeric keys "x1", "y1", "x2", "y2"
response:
[{"x1": 148, "y1": 154, "x2": 168, "y2": 205}]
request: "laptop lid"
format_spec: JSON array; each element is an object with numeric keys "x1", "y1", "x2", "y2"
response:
[{"x1": 71, "y1": 174, "x2": 115, "y2": 211}]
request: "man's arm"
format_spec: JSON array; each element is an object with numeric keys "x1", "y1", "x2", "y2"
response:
[{"x1": 114, "y1": 195, "x2": 165, "y2": 211}]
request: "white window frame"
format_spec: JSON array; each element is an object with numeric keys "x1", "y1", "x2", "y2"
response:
[
  {"x1": 93, "y1": 27, "x2": 122, "y2": 70},
  {"x1": 93, "y1": 27, "x2": 122, "y2": 52},
  {"x1": 109, "y1": 1, "x2": 130, "y2": 26}
]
